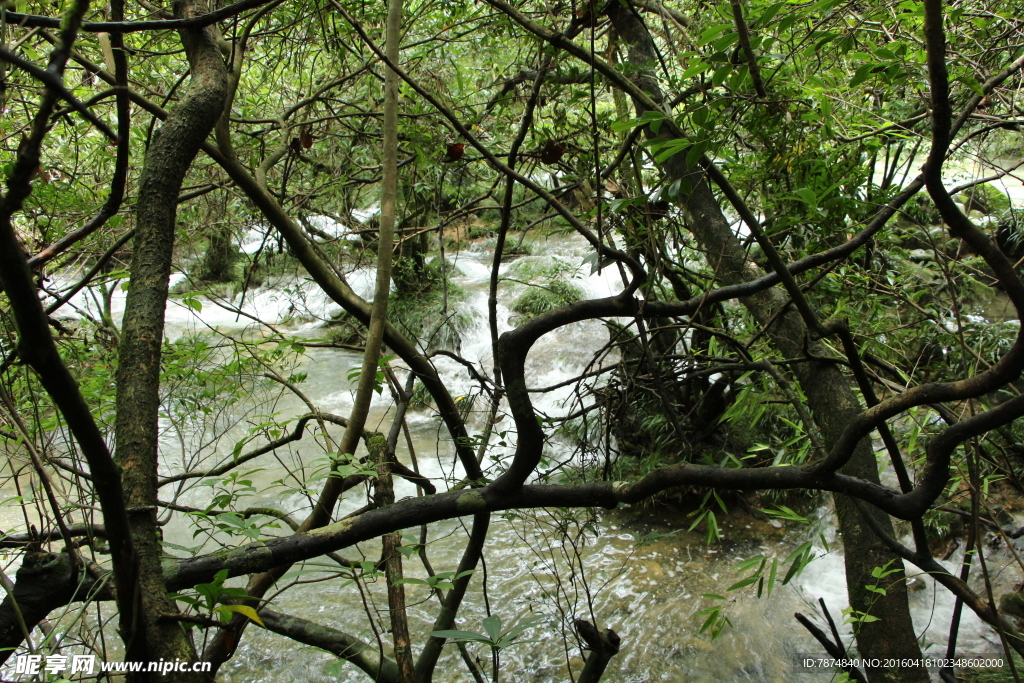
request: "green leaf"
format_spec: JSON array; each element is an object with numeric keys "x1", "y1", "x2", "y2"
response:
[
  {"x1": 705, "y1": 511, "x2": 719, "y2": 543},
  {"x1": 760, "y1": 506, "x2": 809, "y2": 524},
  {"x1": 610, "y1": 117, "x2": 640, "y2": 132},
  {"x1": 428, "y1": 629, "x2": 491, "y2": 644},
  {"x1": 711, "y1": 31, "x2": 739, "y2": 53},
  {"x1": 711, "y1": 64, "x2": 733, "y2": 87},
  {"x1": 698, "y1": 608, "x2": 720, "y2": 633},
  {"x1": 733, "y1": 555, "x2": 766, "y2": 573},
  {"x1": 870, "y1": 559, "x2": 900, "y2": 579},
  {"x1": 680, "y1": 61, "x2": 711, "y2": 80},
  {"x1": 782, "y1": 542, "x2": 815, "y2": 585},
  {"x1": 792, "y1": 187, "x2": 818, "y2": 208},
  {"x1": 727, "y1": 575, "x2": 759, "y2": 591},
  {"x1": 956, "y1": 74, "x2": 985, "y2": 97},
  {"x1": 756, "y1": 2, "x2": 784, "y2": 26},
  {"x1": 168, "y1": 593, "x2": 203, "y2": 609},
  {"x1": 482, "y1": 614, "x2": 502, "y2": 642},
  {"x1": 498, "y1": 615, "x2": 546, "y2": 643},
  {"x1": 394, "y1": 577, "x2": 429, "y2": 586},
  {"x1": 216, "y1": 604, "x2": 265, "y2": 627},
  {"x1": 849, "y1": 63, "x2": 875, "y2": 87},
  {"x1": 688, "y1": 510, "x2": 707, "y2": 532},
  {"x1": 698, "y1": 23, "x2": 733, "y2": 45},
  {"x1": 686, "y1": 141, "x2": 706, "y2": 169},
  {"x1": 652, "y1": 138, "x2": 689, "y2": 163}
]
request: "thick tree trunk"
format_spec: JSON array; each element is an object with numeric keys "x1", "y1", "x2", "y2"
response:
[
  {"x1": 114, "y1": 0, "x2": 227, "y2": 675},
  {"x1": 606, "y1": 6, "x2": 927, "y2": 681},
  {"x1": 0, "y1": 553, "x2": 101, "y2": 661}
]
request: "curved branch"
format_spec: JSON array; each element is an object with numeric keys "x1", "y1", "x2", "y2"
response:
[
  {"x1": 158, "y1": 413, "x2": 348, "y2": 486},
  {"x1": 259, "y1": 609, "x2": 399, "y2": 683}
]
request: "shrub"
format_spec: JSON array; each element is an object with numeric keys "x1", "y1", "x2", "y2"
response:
[{"x1": 511, "y1": 280, "x2": 584, "y2": 319}]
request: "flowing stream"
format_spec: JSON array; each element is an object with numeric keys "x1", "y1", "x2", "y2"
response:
[
  {"x1": 7, "y1": 177, "x2": 1024, "y2": 679},
  {"x1": 154, "y1": 234, "x2": 1013, "y2": 681}
]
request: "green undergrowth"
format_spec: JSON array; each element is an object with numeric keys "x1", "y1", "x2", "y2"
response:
[
  {"x1": 390, "y1": 257, "x2": 471, "y2": 351},
  {"x1": 511, "y1": 280, "x2": 583, "y2": 319},
  {"x1": 329, "y1": 256, "x2": 471, "y2": 352},
  {"x1": 958, "y1": 654, "x2": 1024, "y2": 682},
  {"x1": 504, "y1": 255, "x2": 585, "y2": 321}
]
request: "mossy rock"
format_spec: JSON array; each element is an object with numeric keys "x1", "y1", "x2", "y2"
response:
[
  {"x1": 326, "y1": 311, "x2": 365, "y2": 346},
  {"x1": 392, "y1": 303, "x2": 472, "y2": 352},
  {"x1": 958, "y1": 184, "x2": 1013, "y2": 215},
  {"x1": 511, "y1": 280, "x2": 584, "y2": 319},
  {"x1": 390, "y1": 257, "x2": 470, "y2": 352},
  {"x1": 168, "y1": 278, "x2": 239, "y2": 300},
  {"x1": 443, "y1": 236, "x2": 467, "y2": 252},
  {"x1": 500, "y1": 240, "x2": 533, "y2": 261},
  {"x1": 468, "y1": 224, "x2": 495, "y2": 240},
  {"x1": 503, "y1": 254, "x2": 575, "y2": 283},
  {"x1": 319, "y1": 256, "x2": 469, "y2": 351},
  {"x1": 409, "y1": 381, "x2": 435, "y2": 411},
  {"x1": 904, "y1": 192, "x2": 941, "y2": 225},
  {"x1": 476, "y1": 237, "x2": 533, "y2": 261},
  {"x1": 999, "y1": 591, "x2": 1024, "y2": 621},
  {"x1": 393, "y1": 255, "x2": 460, "y2": 295}
]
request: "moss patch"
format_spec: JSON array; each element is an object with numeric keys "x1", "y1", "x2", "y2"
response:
[{"x1": 511, "y1": 280, "x2": 583, "y2": 319}]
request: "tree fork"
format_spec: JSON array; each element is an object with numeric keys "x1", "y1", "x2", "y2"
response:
[{"x1": 113, "y1": 0, "x2": 227, "y2": 674}]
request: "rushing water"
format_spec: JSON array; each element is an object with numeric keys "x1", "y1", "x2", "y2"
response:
[
  {"x1": 5, "y1": 219, "x2": 1021, "y2": 681},
  {"x1": 165, "y1": 236, "x2": 1013, "y2": 680}
]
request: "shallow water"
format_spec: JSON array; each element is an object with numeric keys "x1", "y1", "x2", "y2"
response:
[
  {"x1": 163, "y1": 234, "x2": 1013, "y2": 681},
  {"x1": 5, "y1": 223, "x2": 1020, "y2": 681}
]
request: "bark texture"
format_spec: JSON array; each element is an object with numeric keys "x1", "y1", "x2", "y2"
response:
[
  {"x1": 114, "y1": 0, "x2": 227, "y2": 674},
  {"x1": 0, "y1": 554, "x2": 98, "y2": 661},
  {"x1": 259, "y1": 609, "x2": 400, "y2": 682}
]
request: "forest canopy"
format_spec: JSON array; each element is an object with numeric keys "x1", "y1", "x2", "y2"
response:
[{"x1": 1, "y1": 0, "x2": 1024, "y2": 680}]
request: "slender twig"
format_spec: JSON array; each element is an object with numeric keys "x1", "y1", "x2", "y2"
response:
[
  {"x1": 0, "y1": 46, "x2": 116, "y2": 140},
  {"x1": 6, "y1": 0, "x2": 276, "y2": 33}
]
